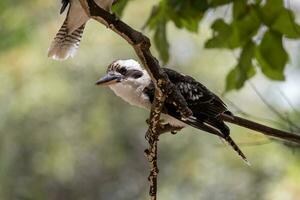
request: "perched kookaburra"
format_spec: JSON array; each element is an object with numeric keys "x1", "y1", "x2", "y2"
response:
[
  {"x1": 96, "y1": 59, "x2": 249, "y2": 164},
  {"x1": 48, "y1": 0, "x2": 116, "y2": 60}
]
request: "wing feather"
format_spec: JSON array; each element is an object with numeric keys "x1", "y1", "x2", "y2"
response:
[
  {"x1": 143, "y1": 68, "x2": 248, "y2": 163},
  {"x1": 163, "y1": 68, "x2": 228, "y2": 118}
]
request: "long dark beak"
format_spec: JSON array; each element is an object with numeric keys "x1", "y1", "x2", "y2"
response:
[{"x1": 95, "y1": 74, "x2": 122, "y2": 86}]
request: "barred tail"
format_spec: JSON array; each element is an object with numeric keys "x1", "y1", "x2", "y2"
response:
[
  {"x1": 48, "y1": 20, "x2": 85, "y2": 60},
  {"x1": 224, "y1": 136, "x2": 250, "y2": 166}
]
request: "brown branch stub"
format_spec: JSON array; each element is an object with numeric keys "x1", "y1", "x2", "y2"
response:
[
  {"x1": 144, "y1": 142, "x2": 158, "y2": 200},
  {"x1": 144, "y1": 89, "x2": 165, "y2": 200},
  {"x1": 144, "y1": 92, "x2": 183, "y2": 200}
]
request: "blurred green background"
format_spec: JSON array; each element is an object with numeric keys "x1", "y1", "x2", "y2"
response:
[{"x1": 1, "y1": 0, "x2": 300, "y2": 199}]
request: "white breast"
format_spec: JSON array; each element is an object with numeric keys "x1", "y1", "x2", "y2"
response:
[
  {"x1": 109, "y1": 82, "x2": 186, "y2": 128},
  {"x1": 109, "y1": 83, "x2": 151, "y2": 109}
]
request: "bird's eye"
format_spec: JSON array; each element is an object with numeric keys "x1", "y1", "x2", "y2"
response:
[
  {"x1": 119, "y1": 67, "x2": 127, "y2": 75},
  {"x1": 130, "y1": 70, "x2": 143, "y2": 79}
]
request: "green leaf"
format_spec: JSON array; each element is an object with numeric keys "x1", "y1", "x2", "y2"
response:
[
  {"x1": 166, "y1": 0, "x2": 206, "y2": 32},
  {"x1": 144, "y1": 2, "x2": 170, "y2": 63},
  {"x1": 271, "y1": 9, "x2": 300, "y2": 39},
  {"x1": 173, "y1": 16, "x2": 201, "y2": 32},
  {"x1": 208, "y1": 0, "x2": 233, "y2": 7},
  {"x1": 255, "y1": 30, "x2": 288, "y2": 80},
  {"x1": 144, "y1": 5, "x2": 164, "y2": 30},
  {"x1": 233, "y1": 0, "x2": 247, "y2": 20},
  {"x1": 153, "y1": 20, "x2": 170, "y2": 64},
  {"x1": 259, "y1": 0, "x2": 300, "y2": 38},
  {"x1": 206, "y1": 5, "x2": 260, "y2": 50},
  {"x1": 226, "y1": 41, "x2": 256, "y2": 91},
  {"x1": 233, "y1": 6, "x2": 260, "y2": 42},
  {"x1": 205, "y1": 19, "x2": 238, "y2": 49},
  {"x1": 259, "y1": 0, "x2": 284, "y2": 25},
  {"x1": 112, "y1": 0, "x2": 130, "y2": 17}
]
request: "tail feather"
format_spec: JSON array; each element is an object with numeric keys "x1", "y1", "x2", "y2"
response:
[
  {"x1": 48, "y1": 20, "x2": 85, "y2": 60},
  {"x1": 224, "y1": 135, "x2": 250, "y2": 166},
  {"x1": 182, "y1": 117, "x2": 249, "y2": 165},
  {"x1": 205, "y1": 118, "x2": 250, "y2": 165}
]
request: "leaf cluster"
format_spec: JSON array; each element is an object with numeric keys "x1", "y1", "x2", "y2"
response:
[{"x1": 114, "y1": 0, "x2": 300, "y2": 91}]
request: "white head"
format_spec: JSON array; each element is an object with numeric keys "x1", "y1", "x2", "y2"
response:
[{"x1": 96, "y1": 59, "x2": 152, "y2": 108}]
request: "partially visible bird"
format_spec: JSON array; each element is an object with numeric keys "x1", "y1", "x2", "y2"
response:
[
  {"x1": 95, "y1": 59, "x2": 249, "y2": 165},
  {"x1": 48, "y1": 0, "x2": 116, "y2": 60}
]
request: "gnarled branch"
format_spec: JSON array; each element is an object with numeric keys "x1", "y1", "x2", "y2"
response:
[{"x1": 77, "y1": 1, "x2": 192, "y2": 199}]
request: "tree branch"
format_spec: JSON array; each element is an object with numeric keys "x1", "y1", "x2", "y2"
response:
[
  {"x1": 75, "y1": 1, "x2": 300, "y2": 199},
  {"x1": 77, "y1": 1, "x2": 192, "y2": 199},
  {"x1": 79, "y1": 0, "x2": 192, "y2": 118}
]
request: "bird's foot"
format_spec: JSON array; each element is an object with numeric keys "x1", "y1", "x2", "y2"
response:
[
  {"x1": 171, "y1": 130, "x2": 179, "y2": 135},
  {"x1": 157, "y1": 124, "x2": 183, "y2": 135},
  {"x1": 145, "y1": 119, "x2": 184, "y2": 142}
]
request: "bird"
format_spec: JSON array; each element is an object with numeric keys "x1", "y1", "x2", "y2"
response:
[
  {"x1": 48, "y1": 0, "x2": 116, "y2": 60},
  {"x1": 95, "y1": 59, "x2": 250, "y2": 165}
]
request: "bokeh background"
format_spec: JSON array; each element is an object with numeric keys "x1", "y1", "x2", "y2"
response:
[{"x1": 1, "y1": 1, "x2": 300, "y2": 199}]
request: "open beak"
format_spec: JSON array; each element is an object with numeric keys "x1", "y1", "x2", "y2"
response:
[{"x1": 95, "y1": 73, "x2": 122, "y2": 86}]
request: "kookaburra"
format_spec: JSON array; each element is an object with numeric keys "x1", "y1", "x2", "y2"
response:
[
  {"x1": 96, "y1": 59, "x2": 249, "y2": 164},
  {"x1": 48, "y1": 0, "x2": 116, "y2": 60}
]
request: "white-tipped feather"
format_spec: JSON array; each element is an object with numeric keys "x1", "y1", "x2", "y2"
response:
[
  {"x1": 48, "y1": 0, "x2": 115, "y2": 60},
  {"x1": 47, "y1": 40, "x2": 78, "y2": 60},
  {"x1": 48, "y1": 21, "x2": 85, "y2": 60}
]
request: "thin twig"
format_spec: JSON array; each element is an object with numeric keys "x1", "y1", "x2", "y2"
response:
[
  {"x1": 225, "y1": 98, "x2": 288, "y2": 128},
  {"x1": 249, "y1": 81, "x2": 300, "y2": 130},
  {"x1": 278, "y1": 88, "x2": 300, "y2": 118}
]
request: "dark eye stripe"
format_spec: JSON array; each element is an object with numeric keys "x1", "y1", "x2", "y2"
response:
[{"x1": 127, "y1": 69, "x2": 143, "y2": 79}]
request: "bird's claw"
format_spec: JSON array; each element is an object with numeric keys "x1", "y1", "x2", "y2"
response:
[{"x1": 171, "y1": 131, "x2": 178, "y2": 135}]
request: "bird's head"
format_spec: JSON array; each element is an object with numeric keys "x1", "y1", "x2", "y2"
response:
[
  {"x1": 96, "y1": 59, "x2": 152, "y2": 108},
  {"x1": 96, "y1": 59, "x2": 150, "y2": 88}
]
